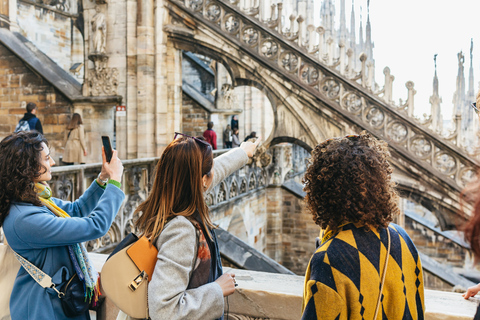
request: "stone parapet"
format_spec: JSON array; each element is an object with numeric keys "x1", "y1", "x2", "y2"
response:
[{"x1": 86, "y1": 252, "x2": 478, "y2": 319}]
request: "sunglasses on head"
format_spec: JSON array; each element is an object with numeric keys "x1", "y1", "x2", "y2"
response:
[
  {"x1": 471, "y1": 102, "x2": 479, "y2": 114},
  {"x1": 174, "y1": 132, "x2": 211, "y2": 147}
]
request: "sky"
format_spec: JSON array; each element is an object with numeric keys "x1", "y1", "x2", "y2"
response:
[{"x1": 313, "y1": 0, "x2": 480, "y2": 120}]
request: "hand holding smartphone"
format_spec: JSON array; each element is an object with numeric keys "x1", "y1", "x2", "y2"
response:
[{"x1": 102, "y1": 136, "x2": 113, "y2": 163}]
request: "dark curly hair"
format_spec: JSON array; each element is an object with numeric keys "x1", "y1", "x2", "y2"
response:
[
  {"x1": 0, "y1": 131, "x2": 48, "y2": 227},
  {"x1": 303, "y1": 131, "x2": 399, "y2": 231}
]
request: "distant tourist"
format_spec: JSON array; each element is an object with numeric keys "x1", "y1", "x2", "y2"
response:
[
  {"x1": 301, "y1": 132, "x2": 424, "y2": 319},
  {"x1": 63, "y1": 113, "x2": 87, "y2": 165},
  {"x1": 203, "y1": 121, "x2": 217, "y2": 150},
  {"x1": 232, "y1": 128, "x2": 240, "y2": 148},
  {"x1": 223, "y1": 124, "x2": 233, "y2": 149},
  {"x1": 14, "y1": 102, "x2": 43, "y2": 134},
  {"x1": 132, "y1": 132, "x2": 260, "y2": 320},
  {"x1": 244, "y1": 131, "x2": 257, "y2": 142},
  {"x1": 231, "y1": 115, "x2": 239, "y2": 131}
]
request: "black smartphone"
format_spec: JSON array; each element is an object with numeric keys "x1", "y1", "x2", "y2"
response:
[
  {"x1": 102, "y1": 136, "x2": 113, "y2": 163},
  {"x1": 471, "y1": 102, "x2": 479, "y2": 115}
]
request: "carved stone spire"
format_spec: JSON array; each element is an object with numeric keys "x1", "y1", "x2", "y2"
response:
[
  {"x1": 339, "y1": 0, "x2": 347, "y2": 42},
  {"x1": 365, "y1": 0, "x2": 374, "y2": 61},
  {"x1": 430, "y1": 54, "x2": 443, "y2": 132},
  {"x1": 467, "y1": 39, "x2": 475, "y2": 102},
  {"x1": 349, "y1": 0, "x2": 356, "y2": 69},
  {"x1": 321, "y1": 0, "x2": 335, "y2": 37},
  {"x1": 452, "y1": 51, "x2": 466, "y2": 118},
  {"x1": 358, "y1": 6, "x2": 364, "y2": 54}
]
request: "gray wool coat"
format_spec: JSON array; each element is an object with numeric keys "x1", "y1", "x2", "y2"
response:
[{"x1": 147, "y1": 148, "x2": 249, "y2": 320}]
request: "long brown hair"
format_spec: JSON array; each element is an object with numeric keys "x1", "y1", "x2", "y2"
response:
[
  {"x1": 66, "y1": 113, "x2": 83, "y2": 130},
  {"x1": 134, "y1": 136, "x2": 214, "y2": 240}
]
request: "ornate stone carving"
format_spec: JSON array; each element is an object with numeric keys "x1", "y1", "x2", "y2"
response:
[
  {"x1": 434, "y1": 152, "x2": 457, "y2": 175},
  {"x1": 386, "y1": 121, "x2": 408, "y2": 143},
  {"x1": 242, "y1": 27, "x2": 259, "y2": 46},
  {"x1": 260, "y1": 39, "x2": 278, "y2": 59},
  {"x1": 321, "y1": 78, "x2": 340, "y2": 99},
  {"x1": 230, "y1": 180, "x2": 238, "y2": 198},
  {"x1": 205, "y1": 4, "x2": 221, "y2": 22},
  {"x1": 459, "y1": 167, "x2": 476, "y2": 186},
  {"x1": 300, "y1": 63, "x2": 319, "y2": 85},
  {"x1": 248, "y1": 173, "x2": 256, "y2": 190},
  {"x1": 240, "y1": 178, "x2": 247, "y2": 193},
  {"x1": 91, "y1": 6, "x2": 106, "y2": 54},
  {"x1": 343, "y1": 92, "x2": 362, "y2": 114},
  {"x1": 217, "y1": 182, "x2": 227, "y2": 203},
  {"x1": 365, "y1": 106, "x2": 385, "y2": 128},
  {"x1": 88, "y1": 66, "x2": 119, "y2": 96},
  {"x1": 410, "y1": 136, "x2": 432, "y2": 158},
  {"x1": 189, "y1": 0, "x2": 203, "y2": 11},
  {"x1": 50, "y1": 175, "x2": 73, "y2": 201},
  {"x1": 280, "y1": 51, "x2": 299, "y2": 72},
  {"x1": 224, "y1": 14, "x2": 240, "y2": 34}
]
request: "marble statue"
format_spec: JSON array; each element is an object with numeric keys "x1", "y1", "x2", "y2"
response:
[{"x1": 91, "y1": 6, "x2": 106, "y2": 54}]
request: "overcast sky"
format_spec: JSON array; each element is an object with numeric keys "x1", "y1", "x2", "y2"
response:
[{"x1": 313, "y1": 0, "x2": 480, "y2": 120}]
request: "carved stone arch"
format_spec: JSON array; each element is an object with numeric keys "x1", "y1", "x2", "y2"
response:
[
  {"x1": 168, "y1": 34, "x2": 323, "y2": 147},
  {"x1": 248, "y1": 172, "x2": 256, "y2": 190},
  {"x1": 239, "y1": 178, "x2": 247, "y2": 194},
  {"x1": 396, "y1": 182, "x2": 462, "y2": 230},
  {"x1": 87, "y1": 221, "x2": 121, "y2": 252},
  {"x1": 229, "y1": 178, "x2": 239, "y2": 198},
  {"x1": 235, "y1": 77, "x2": 278, "y2": 113},
  {"x1": 269, "y1": 136, "x2": 313, "y2": 153},
  {"x1": 217, "y1": 181, "x2": 228, "y2": 203},
  {"x1": 170, "y1": 38, "x2": 237, "y2": 87}
]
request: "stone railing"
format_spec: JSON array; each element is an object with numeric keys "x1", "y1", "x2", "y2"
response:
[
  {"x1": 0, "y1": 151, "x2": 268, "y2": 252},
  {"x1": 81, "y1": 252, "x2": 478, "y2": 320},
  {"x1": 168, "y1": 0, "x2": 479, "y2": 193}
]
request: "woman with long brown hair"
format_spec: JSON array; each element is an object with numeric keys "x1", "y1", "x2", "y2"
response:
[
  {"x1": 63, "y1": 113, "x2": 87, "y2": 165},
  {"x1": 134, "y1": 132, "x2": 259, "y2": 320}
]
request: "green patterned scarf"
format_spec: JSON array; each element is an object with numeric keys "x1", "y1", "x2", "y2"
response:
[{"x1": 35, "y1": 182, "x2": 100, "y2": 305}]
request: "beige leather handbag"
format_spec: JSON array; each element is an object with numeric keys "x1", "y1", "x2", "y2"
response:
[
  {"x1": 101, "y1": 235, "x2": 158, "y2": 320},
  {"x1": 0, "y1": 237, "x2": 21, "y2": 320}
]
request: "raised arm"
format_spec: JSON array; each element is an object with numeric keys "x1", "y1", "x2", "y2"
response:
[{"x1": 207, "y1": 139, "x2": 260, "y2": 192}]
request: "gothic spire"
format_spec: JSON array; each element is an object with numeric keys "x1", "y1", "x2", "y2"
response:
[
  {"x1": 430, "y1": 54, "x2": 443, "y2": 132},
  {"x1": 339, "y1": 0, "x2": 347, "y2": 42},
  {"x1": 467, "y1": 38, "x2": 475, "y2": 101},
  {"x1": 365, "y1": 0, "x2": 373, "y2": 60},
  {"x1": 358, "y1": 6, "x2": 364, "y2": 53},
  {"x1": 350, "y1": 0, "x2": 356, "y2": 48},
  {"x1": 452, "y1": 51, "x2": 466, "y2": 120}
]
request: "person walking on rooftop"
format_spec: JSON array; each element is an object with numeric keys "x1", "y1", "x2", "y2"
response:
[
  {"x1": 223, "y1": 125, "x2": 233, "y2": 149},
  {"x1": 15, "y1": 102, "x2": 43, "y2": 134},
  {"x1": 203, "y1": 121, "x2": 217, "y2": 150},
  {"x1": 63, "y1": 113, "x2": 87, "y2": 165},
  {"x1": 301, "y1": 131, "x2": 425, "y2": 320},
  {"x1": 232, "y1": 128, "x2": 240, "y2": 148}
]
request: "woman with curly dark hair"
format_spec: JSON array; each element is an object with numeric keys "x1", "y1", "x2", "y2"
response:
[
  {"x1": 301, "y1": 132, "x2": 425, "y2": 320},
  {"x1": 0, "y1": 131, "x2": 125, "y2": 320}
]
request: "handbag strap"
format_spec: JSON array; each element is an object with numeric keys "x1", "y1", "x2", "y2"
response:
[
  {"x1": 12, "y1": 250, "x2": 64, "y2": 298},
  {"x1": 373, "y1": 227, "x2": 391, "y2": 320}
]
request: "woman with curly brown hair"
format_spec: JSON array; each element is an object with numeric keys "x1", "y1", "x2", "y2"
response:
[
  {"x1": 301, "y1": 132, "x2": 425, "y2": 320},
  {"x1": 0, "y1": 131, "x2": 125, "y2": 320}
]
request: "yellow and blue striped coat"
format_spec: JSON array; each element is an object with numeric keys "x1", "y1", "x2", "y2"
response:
[{"x1": 302, "y1": 223, "x2": 424, "y2": 320}]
